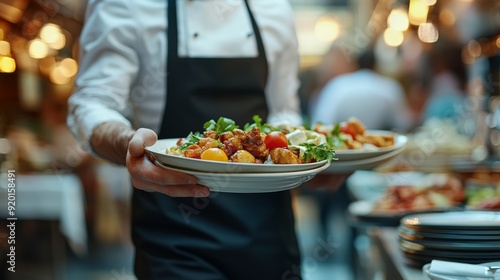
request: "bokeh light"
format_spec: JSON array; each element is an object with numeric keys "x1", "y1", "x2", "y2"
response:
[
  {"x1": 314, "y1": 16, "x2": 340, "y2": 43},
  {"x1": 28, "y1": 39, "x2": 49, "y2": 59},
  {"x1": 383, "y1": 28, "x2": 405, "y2": 47},
  {"x1": 387, "y1": 8, "x2": 409, "y2": 32},
  {"x1": 417, "y1": 23, "x2": 439, "y2": 43},
  {"x1": 0, "y1": 56, "x2": 16, "y2": 73}
]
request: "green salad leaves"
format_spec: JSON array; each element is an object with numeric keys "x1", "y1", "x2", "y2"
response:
[{"x1": 179, "y1": 115, "x2": 336, "y2": 163}]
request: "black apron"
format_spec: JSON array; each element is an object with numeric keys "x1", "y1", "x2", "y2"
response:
[{"x1": 131, "y1": 1, "x2": 301, "y2": 279}]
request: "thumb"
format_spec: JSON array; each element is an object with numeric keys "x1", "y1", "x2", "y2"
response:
[{"x1": 128, "y1": 128, "x2": 158, "y2": 157}]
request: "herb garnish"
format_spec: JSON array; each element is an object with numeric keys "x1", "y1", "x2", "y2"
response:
[
  {"x1": 299, "y1": 142, "x2": 336, "y2": 163},
  {"x1": 243, "y1": 115, "x2": 274, "y2": 133},
  {"x1": 179, "y1": 132, "x2": 204, "y2": 150},
  {"x1": 326, "y1": 123, "x2": 347, "y2": 149},
  {"x1": 203, "y1": 117, "x2": 239, "y2": 134}
]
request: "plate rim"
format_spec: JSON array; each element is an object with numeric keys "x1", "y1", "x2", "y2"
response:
[
  {"x1": 154, "y1": 159, "x2": 331, "y2": 178},
  {"x1": 153, "y1": 160, "x2": 331, "y2": 193},
  {"x1": 423, "y1": 262, "x2": 500, "y2": 280},
  {"x1": 335, "y1": 131, "x2": 407, "y2": 156},
  {"x1": 146, "y1": 138, "x2": 330, "y2": 173},
  {"x1": 401, "y1": 211, "x2": 500, "y2": 229}
]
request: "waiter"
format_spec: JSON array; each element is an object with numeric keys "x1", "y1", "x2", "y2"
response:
[{"x1": 68, "y1": 0, "x2": 342, "y2": 279}]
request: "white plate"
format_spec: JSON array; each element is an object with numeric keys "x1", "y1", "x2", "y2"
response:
[
  {"x1": 402, "y1": 211, "x2": 500, "y2": 229},
  {"x1": 322, "y1": 145, "x2": 405, "y2": 173},
  {"x1": 145, "y1": 138, "x2": 329, "y2": 173},
  {"x1": 347, "y1": 200, "x2": 458, "y2": 226},
  {"x1": 153, "y1": 160, "x2": 331, "y2": 193},
  {"x1": 423, "y1": 262, "x2": 500, "y2": 280},
  {"x1": 334, "y1": 131, "x2": 408, "y2": 161}
]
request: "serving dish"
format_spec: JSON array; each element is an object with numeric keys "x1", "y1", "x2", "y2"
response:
[
  {"x1": 146, "y1": 138, "x2": 329, "y2": 173},
  {"x1": 153, "y1": 160, "x2": 330, "y2": 193}
]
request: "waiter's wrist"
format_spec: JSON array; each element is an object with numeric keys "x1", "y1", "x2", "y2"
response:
[{"x1": 90, "y1": 121, "x2": 135, "y2": 166}]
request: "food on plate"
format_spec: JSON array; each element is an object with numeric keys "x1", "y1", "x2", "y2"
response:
[
  {"x1": 404, "y1": 118, "x2": 475, "y2": 156},
  {"x1": 476, "y1": 198, "x2": 500, "y2": 210},
  {"x1": 312, "y1": 117, "x2": 395, "y2": 151},
  {"x1": 166, "y1": 116, "x2": 336, "y2": 164},
  {"x1": 371, "y1": 174, "x2": 464, "y2": 213},
  {"x1": 466, "y1": 180, "x2": 500, "y2": 210}
]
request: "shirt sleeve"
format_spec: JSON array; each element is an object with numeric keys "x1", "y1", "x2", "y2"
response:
[
  {"x1": 257, "y1": 1, "x2": 303, "y2": 127},
  {"x1": 67, "y1": 0, "x2": 139, "y2": 153}
]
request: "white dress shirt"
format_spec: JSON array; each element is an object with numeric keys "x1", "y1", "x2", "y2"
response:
[{"x1": 68, "y1": 0, "x2": 302, "y2": 152}]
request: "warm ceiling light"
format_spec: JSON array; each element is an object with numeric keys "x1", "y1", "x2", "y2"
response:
[
  {"x1": 387, "y1": 8, "x2": 409, "y2": 32},
  {"x1": 467, "y1": 40, "x2": 481, "y2": 57},
  {"x1": 0, "y1": 3, "x2": 23, "y2": 23},
  {"x1": 421, "y1": 0, "x2": 437, "y2": 5},
  {"x1": 439, "y1": 8, "x2": 456, "y2": 27},
  {"x1": 0, "y1": 56, "x2": 16, "y2": 73},
  {"x1": 60, "y1": 58, "x2": 78, "y2": 77},
  {"x1": 29, "y1": 39, "x2": 49, "y2": 59},
  {"x1": 409, "y1": 0, "x2": 429, "y2": 26},
  {"x1": 50, "y1": 65, "x2": 71, "y2": 85},
  {"x1": 0, "y1": 40, "x2": 10, "y2": 56},
  {"x1": 40, "y1": 24, "x2": 62, "y2": 45},
  {"x1": 314, "y1": 16, "x2": 340, "y2": 43},
  {"x1": 48, "y1": 33, "x2": 66, "y2": 50},
  {"x1": 418, "y1": 23, "x2": 439, "y2": 43},
  {"x1": 383, "y1": 28, "x2": 405, "y2": 47}
]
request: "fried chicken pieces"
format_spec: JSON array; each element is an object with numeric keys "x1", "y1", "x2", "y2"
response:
[
  {"x1": 313, "y1": 117, "x2": 395, "y2": 150},
  {"x1": 179, "y1": 127, "x2": 302, "y2": 164}
]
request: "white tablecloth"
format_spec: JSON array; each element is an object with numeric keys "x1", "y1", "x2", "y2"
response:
[{"x1": 0, "y1": 172, "x2": 87, "y2": 255}]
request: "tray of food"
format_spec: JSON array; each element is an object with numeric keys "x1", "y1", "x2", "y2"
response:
[{"x1": 348, "y1": 172, "x2": 465, "y2": 226}]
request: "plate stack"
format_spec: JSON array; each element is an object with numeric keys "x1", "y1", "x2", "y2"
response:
[{"x1": 398, "y1": 211, "x2": 500, "y2": 266}]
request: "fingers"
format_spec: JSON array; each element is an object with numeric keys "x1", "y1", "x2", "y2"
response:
[
  {"x1": 126, "y1": 128, "x2": 211, "y2": 197},
  {"x1": 132, "y1": 179, "x2": 210, "y2": 197},
  {"x1": 129, "y1": 160, "x2": 210, "y2": 197},
  {"x1": 129, "y1": 156, "x2": 197, "y2": 185},
  {"x1": 129, "y1": 128, "x2": 158, "y2": 157}
]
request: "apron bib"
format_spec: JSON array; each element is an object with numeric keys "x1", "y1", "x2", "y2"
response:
[{"x1": 131, "y1": 1, "x2": 301, "y2": 279}]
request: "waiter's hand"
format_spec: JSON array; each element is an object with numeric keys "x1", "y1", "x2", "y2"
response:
[{"x1": 126, "y1": 128, "x2": 210, "y2": 197}]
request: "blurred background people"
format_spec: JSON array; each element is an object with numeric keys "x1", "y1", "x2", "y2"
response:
[
  {"x1": 299, "y1": 42, "x2": 357, "y2": 118},
  {"x1": 419, "y1": 42, "x2": 469, "y2": 122},
  {"x1": 310, "y1": 47, "x2": 414, "y2": 132}
]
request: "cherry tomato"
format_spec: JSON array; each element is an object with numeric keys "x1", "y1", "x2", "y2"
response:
[
  {"x1": 339, "y1": 122, "x2": 357, "y2": 139},
  {"x1": 264, "y1": 131, "x2": 288, "y2": 150},
  {"x1": 200, "y1": 148, "x2": 229, "y2": 162}
]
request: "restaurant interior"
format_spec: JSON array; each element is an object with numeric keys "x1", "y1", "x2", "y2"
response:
[{"x1": 0, "y1": 0, "x2": 499, "y2": 279}]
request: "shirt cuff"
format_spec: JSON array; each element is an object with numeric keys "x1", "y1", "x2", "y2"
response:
[{"x1": 67, "y1": 109, "x2": 132, "y2": 156}]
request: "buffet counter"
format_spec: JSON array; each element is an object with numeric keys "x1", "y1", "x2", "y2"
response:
[{"x1": 368, "y1": 227, "x2": 426, "y2": 280}]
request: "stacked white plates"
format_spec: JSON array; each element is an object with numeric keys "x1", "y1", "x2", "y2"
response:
[
  {"x1": 145, "y1": 139, "x2": 331, "y2": 193},
  {"x1": 324, "y1": 130, "x2": 408, "y2": 173},
  {"x1": 398, "y1": 211, "x2": 500, "y2": 266}
]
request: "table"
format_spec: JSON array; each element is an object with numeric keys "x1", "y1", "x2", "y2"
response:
[
  {"x1": 368, "y1": 227, "x2": 427, "y2": 280},
  {"x1": 0, "y1": 172, "x2": 88, "y2": 255},
  {"x1": 346, "y1": 171, "x2": 430, "y2": 279}
]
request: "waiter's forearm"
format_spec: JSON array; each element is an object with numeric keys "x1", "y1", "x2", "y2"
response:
[{"x1": 90, "y1": 122, "x2": 135, "y2": 166}]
